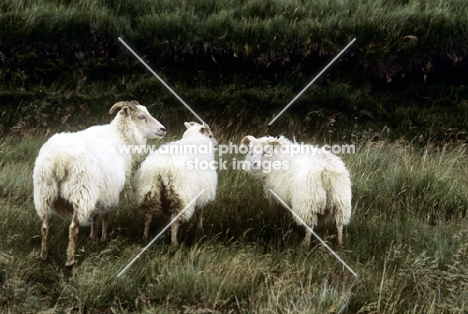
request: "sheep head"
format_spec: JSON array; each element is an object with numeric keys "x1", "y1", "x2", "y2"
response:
[
  {"x1": 110, "y1": 100, "x2": 166, "y2": 140},
  {"x1": 183, "y1": 122, "x2": 218, "y2": 147},
  {"x1": 241, "y1": 135, "x2": 283, "y2": 171}
]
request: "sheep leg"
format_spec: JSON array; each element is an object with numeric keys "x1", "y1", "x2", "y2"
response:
[
  {"x1": 101, "y1": 212, "x2": 109, "y2": 241},
  {"x1": 89, "y1": 213, "x2": 98, "y2": 241},
  {"x1": 143, "y1": 211, "x2": 153, "y2": 241},
  {"x1": 277, "y1": 206, "x2": 286, "y2": 242},
  {"x1": 302, "y1": 228, "x2": 312, "y2": 247},
  {"x1": 196, "y1": 208, "x2": 203, "y2": 230},
  {"x1": 40, "y1": 215, "x2": 48, "y2": 260},
  {"x1": 301, "y1": 211, "x2": 319, "y2": 247},
  {"x1": 66, "y1": 210, "x2": 80, "y2": 267},
  {"x1": 170, "y1": 213, "x2": 180, "y2": 246},
  {"x1": 336, "y1": 223, "x2": 343, "y2": 246}
]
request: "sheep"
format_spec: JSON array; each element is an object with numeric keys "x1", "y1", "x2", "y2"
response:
[
  {"x1": 240, "y1": 135, "x2": 351, "y2": 246},
  {"x1": 33, "y1": 100, "x2": 166, "y2": 266},
  {"x1": 133, "y1": 122, "x2": 218, "y2": 245}
]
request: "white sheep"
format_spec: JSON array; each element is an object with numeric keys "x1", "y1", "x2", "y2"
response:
[
  {"x1": 241, "y1": 135, "x2": 351, "y2": 246},
  {"x1": 33, "y1": 100, "x2": 166, "y2": 266},
  {"x1": 133, "y1": 122, "x2": 218, "y2": 244}
]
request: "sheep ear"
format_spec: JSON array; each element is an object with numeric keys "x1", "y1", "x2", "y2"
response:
[
  {"x1": 184, "y1": 122, "x2": 198, "y2": 129},
  {"x1": 120, "y1": 106, "x2": 131, "y2": 117},
  {"x1": 267, "y1": 139, "x2": 281, "y2": 146},
  {"x1": 127, "y1": 100, "x2": 138, "y2": 111},
  {"x1": 199, "y1": 126, "x2": 211, "y2": 134},
  {"x1": 241, "y1": 135, "x2": 255, "y2": 146}
]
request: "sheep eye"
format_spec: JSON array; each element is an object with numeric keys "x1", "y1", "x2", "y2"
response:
[
  {"x1": 138, "y1": 115, "x2": 146, "y2": 121},
  {"x1": 209, "y1": 135, "x2": 213, "y2": 138}
]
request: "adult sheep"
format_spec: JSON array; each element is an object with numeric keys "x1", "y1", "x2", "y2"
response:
[
  {"x1": 241, "y1": 135, "x2": 351, "y2": 246},
  {"x1": 33, "y1": 100, "x2": 166, "y2": 266},
  {"x1": 133, "y1": 122, "x2": 218, "y2": 244}
]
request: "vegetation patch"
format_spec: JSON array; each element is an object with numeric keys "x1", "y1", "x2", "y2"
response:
[{"x1": 1, "y1": 133, "x2": 467, "y2": 312}]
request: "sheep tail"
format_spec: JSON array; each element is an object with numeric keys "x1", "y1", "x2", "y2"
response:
[
  {"x1": 160, "y1": 174, "x2": 187, "y2": 220},
  {"x1": 34, "y1": 155, "x2": 95, "y2": 224},
  {"x1": 33, "y1": 156, "x2": 67, "y2": 219}
]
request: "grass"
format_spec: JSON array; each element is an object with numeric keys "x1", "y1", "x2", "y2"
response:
[
  {"x1": 0, "y1": 128, "x2": 467, "y2": 313},
  {"x1": 1, "y1": 0, "x2": 467, "y2": 138},
  {"x1": 2, "y1": 0, "x2": 467, "y2": 88},
  {"x1": 2, "y1": 0, "x2": 467, "y2": 53},
  {"x1": 2, "y1": 75, "x2": 467, "y2": 144},
  {"x1": 0, "y1": 0, "x2": 467, "y2": 312}
]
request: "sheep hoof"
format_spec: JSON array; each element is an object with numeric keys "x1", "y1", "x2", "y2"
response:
[
  {"x1": 168, "y1": 243, "x2": 179, "y2": 253},
  {"x1": 65, "y1": 260, "x2": 74, "y2": 268},
  {"x1": 301, "y1": 237, "x2": 311, "y2": 248},
  {"x1": 40, "y1": 252, "x2": 47, "y2": 260}
]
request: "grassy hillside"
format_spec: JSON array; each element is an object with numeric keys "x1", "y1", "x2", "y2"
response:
[
  {"x1": 0, "y1": 131, "x2": 467, "y2": 313},
  {"x1": 0, "y1": 0, "x2": 467, "y2": 140},
  {"x1": 0, "y1": 1, "x2": 467, "y2": 311}
]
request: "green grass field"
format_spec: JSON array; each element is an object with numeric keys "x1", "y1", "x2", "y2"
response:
[
  {"x1": 0, "y1": 0, "x2": 467, "y2": 312},
  {"x1": 0, "y1": 128, "x2": 467, "y2": 313},
  {"x1": 1, "y1": 0, "x2": 467, "y2": 139}
]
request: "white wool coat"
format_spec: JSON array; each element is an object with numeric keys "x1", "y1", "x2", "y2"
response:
[
  {"x1": 244, "y1": 136, "x2": 351, "y2": 228},
  {"x1": 33, "y1": 105, "x2": 164, "y2": 225},
  {"x1": 133, "y1": 125, "x2": 217, "y2": 222},
  {"x1": 33, "y1": 124, "x2": 130, "y2": 224}
]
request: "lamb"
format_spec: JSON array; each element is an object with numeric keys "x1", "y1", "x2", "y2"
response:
[
  {"x1": 240, "y1": 135, "x2": 351, "y2": 246},
  {"x1": 33, "y1": 100, "x2": 166, "y2": 266},
  {"x1": 133, "y1": 122, "x2": 218, "y2": 245}
]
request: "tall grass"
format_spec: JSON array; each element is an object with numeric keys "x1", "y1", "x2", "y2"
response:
[
  {"x1": 2, "y1": 0, "x2": 467, "y2": 54},
  {"x1": 0, "y1": 130, "x2": 467, "y2": 312},
  {"x1": 1, "y1": 0, "x2": 467, "y2": 139},
  {"x1": 0, "y1": 1, "x2": 467, "y2": 310},
  {"x1": 2, "y1": 0, "x2": 468, "y2": 78}
]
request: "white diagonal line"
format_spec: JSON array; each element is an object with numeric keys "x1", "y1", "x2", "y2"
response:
[
  {"x1": 117, "y1": 189, "x2": 206, "y2": 277},
  {"x1": 268, "y1": 38, "x2": 356, "y2": 125},
  {"x1": 268, "y1": 189, "x2": 358, "y2": 277},
  {"x1": 118, "y1": 37, "x2": 206, "y2": 125}
]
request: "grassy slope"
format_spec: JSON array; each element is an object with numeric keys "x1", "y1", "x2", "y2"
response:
[
  {"x1": 0, "y1": 133, "x2": 467, "y2": 313},
  {"x1": 0, "y1": 0, "x2": 468, "y2": 312},
  {"x1": 0, "y1": 0, "x2": 467, "y2": 139}
]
